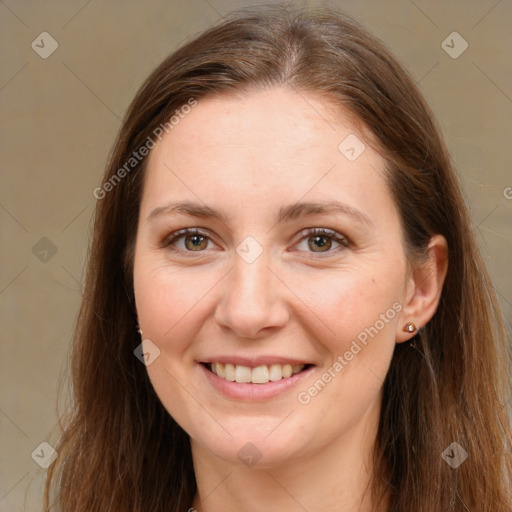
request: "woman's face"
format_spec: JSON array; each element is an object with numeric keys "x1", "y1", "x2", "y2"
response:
[{"x1": 133, "y1": 86, "x2": 413, "y2": 468}]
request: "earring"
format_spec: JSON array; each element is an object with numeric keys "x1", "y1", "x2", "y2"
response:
[
  {"x1": 136, "y1": 324, "x2": 143, "y2": 336},
  {"x1": 403, "y1": 322, "x2": 416, "y2": 333}
]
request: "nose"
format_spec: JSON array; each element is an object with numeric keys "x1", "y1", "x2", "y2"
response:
[{"x1": 214, "y1": 252, "x2": 289, "y2": 339}]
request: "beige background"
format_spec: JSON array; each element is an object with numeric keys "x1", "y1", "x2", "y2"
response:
[{"x1": 1, "y1": 0, "x2": 511, "y2": 510}]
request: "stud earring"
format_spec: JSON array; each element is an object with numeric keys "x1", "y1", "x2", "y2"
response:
[
  {"x1": 403, "y1": 322, "x2": 417, "y2": 333},
  {"x1": 136, "y1": 324, "x2": 143, "y2": 336}
]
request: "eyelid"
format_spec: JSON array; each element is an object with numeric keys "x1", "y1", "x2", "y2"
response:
[
  {"x1": 294, "y1": 227, "x2": 349, "y2": 245},
  {"x1": 289, "y1": 227, "x2": 350, "y2": 256},
  {"x1": 160, "y1": 227, "x2": 216, "y2": 250}
]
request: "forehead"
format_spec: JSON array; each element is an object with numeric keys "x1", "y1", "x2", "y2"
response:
[
  {"x1": 140, "y1": 86, "x2": 394, "y2": 226},
  {"x1": 150, "y1": 87, "x2": 372, "y2": 162}
]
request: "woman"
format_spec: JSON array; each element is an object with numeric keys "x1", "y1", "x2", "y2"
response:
[{"x1": 44, "y1": 5, "x2": 512, "y2": 511}]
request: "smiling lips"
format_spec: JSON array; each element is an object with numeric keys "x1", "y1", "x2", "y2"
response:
[{"x1": 207, "y1": 362, "x2": 307, "y2": 384}]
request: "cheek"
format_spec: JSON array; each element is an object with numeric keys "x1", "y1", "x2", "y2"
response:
[
  {"x1": 287, "y1": 262, "x2": 405, "y2": 350},
  {"x1": 133, "y1": 257, "x2": 212, "y2": 429},
  {"x1": 133, "y1": 254, "x2": 224, "y2": 360},
  {"x1": 290, "y1": 268, "x2": 403, "y2": 434}
]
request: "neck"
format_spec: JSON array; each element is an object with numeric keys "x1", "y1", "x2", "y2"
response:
[{"x1": 190, "y1": 398, "x2": 388, "y2": 512}]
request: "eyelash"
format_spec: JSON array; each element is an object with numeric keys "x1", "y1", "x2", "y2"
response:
[{"x1": 161, "y1": 227, "x2": 350, "y2": 257}]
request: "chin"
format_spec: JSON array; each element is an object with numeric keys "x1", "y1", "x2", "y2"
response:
[{"x1": 190, "y1": 418, "x2": 315, "y2": 469}]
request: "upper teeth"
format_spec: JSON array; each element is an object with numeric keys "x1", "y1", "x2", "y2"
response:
[{"x1": 209, "y1": 363, "x2": 305, "y2": 384}]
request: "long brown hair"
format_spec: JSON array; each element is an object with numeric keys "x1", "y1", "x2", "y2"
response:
[{"x1": 44, "y1": 5, "x2": 512, "y2": 511}]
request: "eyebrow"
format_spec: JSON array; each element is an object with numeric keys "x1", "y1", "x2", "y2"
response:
[{"x1": 147, "y1": 199, "x2": 374, "y2": 228}]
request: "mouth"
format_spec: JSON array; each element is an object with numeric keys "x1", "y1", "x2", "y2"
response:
[{"x1": 201, "y1": 362, "x2": 314, "y2": 384}]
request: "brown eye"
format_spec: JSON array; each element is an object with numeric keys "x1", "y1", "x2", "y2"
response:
[
  {"x1": 164, "y1": 228, "x2": 213, "y2": 252},
  {"x1": 307, "y1": 234, "x2": 333, "y2": 252},
  {"x1": 183, "y1": 234, "x2": 208, "y2": 251},
  {"x1": 294, "y1": 228, "x2": 349, "y2": 255}
]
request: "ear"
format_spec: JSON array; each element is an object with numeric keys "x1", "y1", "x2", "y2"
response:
[{"x1": 396, "y1": 234, "x2": 449, "y2": 343}]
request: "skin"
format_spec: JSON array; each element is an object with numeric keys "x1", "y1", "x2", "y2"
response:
[{"x1": 133, "y1": 86, "x2": 448, "y2": 512}]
